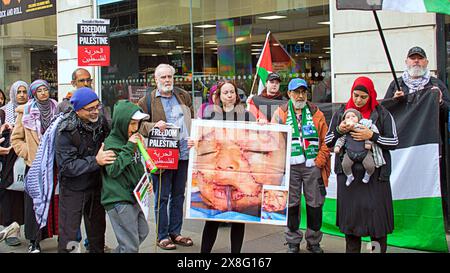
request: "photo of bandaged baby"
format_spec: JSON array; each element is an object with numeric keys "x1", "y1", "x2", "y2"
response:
[{"x1": 187, "y1": 120, "x2": 291, "y2": 224}]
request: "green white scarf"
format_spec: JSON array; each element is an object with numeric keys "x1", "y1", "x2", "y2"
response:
[{"x1": 286, "y1": 100, "x2": 319, "y2": 165}]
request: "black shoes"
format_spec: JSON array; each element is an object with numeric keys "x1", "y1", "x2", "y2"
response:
[
  {"x1": 307, "y1": 244, "x2": 324, "y2": 253},
  {"x1": 287, "y1": 243, "x2": 300, "y2": 253}
]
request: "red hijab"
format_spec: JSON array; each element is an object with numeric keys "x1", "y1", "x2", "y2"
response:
[{"x1": 345, "y1": 76, "x2": 379, "y2": 119}]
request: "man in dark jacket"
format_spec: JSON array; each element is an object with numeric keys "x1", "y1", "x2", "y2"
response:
[{"x1": 55, "y1": 87, "x2": 115, "y2": 253}]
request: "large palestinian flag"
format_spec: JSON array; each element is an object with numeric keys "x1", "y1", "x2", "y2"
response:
[
  {"x1": 337, "y1": 0, "x2": 450, "y2": 15},
  {"x1": 301, "y1": 90, "x2": 448, "y2": 252}
]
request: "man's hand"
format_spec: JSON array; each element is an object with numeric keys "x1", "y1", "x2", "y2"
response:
[
  {"x1": 350, "y1": 125, "x2": 373, "y2": 141},
  {"x1": 431, "y1": 86, "x2": 442, "y2": 104},
  {"x1": 393, "y1": 90, "x2": 404, "y2": 99},
  {"x1": 96, "y1": 143, "x2": 117, "y2": 166},
  {"x1": 0, "y1": 123, "x2": 12, "y2": 134},
  {"x1": 128, "y1": 133, "x2": 144, "y2": 144},
  {"x1": 154, "y1": 120, "x2": 167, "y2": 132}
]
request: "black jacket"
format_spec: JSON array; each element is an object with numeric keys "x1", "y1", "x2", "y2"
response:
[
  {"x1": 325, "y1": 104, "x2": 398, "y2": 182},
  {"x1": 55, "y1": 111, "x2": 110, "y2": 192}
]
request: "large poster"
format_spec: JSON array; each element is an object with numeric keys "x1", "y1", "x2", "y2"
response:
[
  {"x1": 0, "y1": 0, "x2": 56, "y2": 25},
  {"x1": 78, "y1": 19, "x2": 110, "y2": 66},
  {"x1": 186, "y1": 119, "x2": 292, "y2": 225}
]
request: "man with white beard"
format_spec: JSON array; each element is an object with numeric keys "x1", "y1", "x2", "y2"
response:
[
  {"x1": 384, "y1": 46, "x2": 450, "y2": 229},
  {"x1": 385, "y1": 46, "x2": 450, "y2": 107},
  {"x1": 138, "y1": 64, "x2": 194, "y2": 250}
]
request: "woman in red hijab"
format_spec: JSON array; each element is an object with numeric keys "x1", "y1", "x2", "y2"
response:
[{"x1": 325, "y1": 76, "x2": 398, "y2": 253}]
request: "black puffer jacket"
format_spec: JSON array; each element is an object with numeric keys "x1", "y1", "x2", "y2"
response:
[{"x1": 55, "y1": 111, "x2": 110, "y2": 192}]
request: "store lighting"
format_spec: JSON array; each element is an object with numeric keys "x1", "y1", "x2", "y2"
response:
[
  {"x1": 29, "y1": 48, "x2": 34, "y2": 51},
  {"x1": 258, "y1": 15, "x2": 287, "y2": 20},
  {"x1": 272, "y1": 43, "x2": 279, "y2": 46},
  {"x1": 251, "y1": 44, "x2": 263, "y2": 47},
  {"x1": 235, "y1": 37, "x2": 246, "y2": 43},
  {"x1": 323, "y1": 47, "x2": 331, "y2": 50},
  {"x1": 194, "y1": 24, "x2": 216, "y2": 29},
  {"x1": 297, "y1": 41, "x2": 304, "y2": 44},
  {"x1": 206, "y1": 40, "x2": 217, "y2": 45},
  {"x1": 155, "y1": 40, "x2": 175, "y2": 43},
  {"x1": 318, "y1": 56, "x2": 323, "y2": 59},
  {"x1": 151, "y1": 54, "x2": 157, "y2": 57},
  {"x1": 251, "y1": 53, "x2": 260, "y2": 55},
  {"x1": 143, "y1": 31, "x2": 162, "y2": 35},
  {"x1": 183, "y1": 51, "x2": 191, "y2": 53},
  {"x1": 251, "y1": 48, "x2": 262, "y2": 51},
  {"x1": 176, "y1": 46, "x2": 184, "y2": 49},
  {"x1": 317, "y1": 21, "x2": 330, "y2": 25},
  {"x1": 211, "y1": 47, "x2": 218, "y2": 50},
  {"x1": 325, "y1": 51, "x2": 330, "y2": 54},
  {"x1": 168, "y1": 52, "x2": 173, "y2": 55}
]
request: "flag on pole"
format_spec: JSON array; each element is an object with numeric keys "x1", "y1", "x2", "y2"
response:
[
  {"x1": 255, "y1": 31, "x2": 295, "y2": 95},
  {"x1": 337, "y1": 0, "x2": 450, "y2": 15},
  {"x1": 306, "y1": 91, "x2": 448, "y2": 252}
]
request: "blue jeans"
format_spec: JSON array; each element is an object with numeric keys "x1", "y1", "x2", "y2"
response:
[{"x1": 151, "y1": 160, "x2": 188, "y2": 241}]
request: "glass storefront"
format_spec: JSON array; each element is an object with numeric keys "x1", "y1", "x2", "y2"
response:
[
  {"x1": 98, "y1": 0, "x2": 331, "y2": 116},
  {"x1": 0, "y1": 15, "x2": 57, "y2": 101}
]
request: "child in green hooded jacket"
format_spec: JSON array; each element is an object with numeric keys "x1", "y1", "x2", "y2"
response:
[{"x1": 101, "y1": 100, "x2": 150, "y2": 253}]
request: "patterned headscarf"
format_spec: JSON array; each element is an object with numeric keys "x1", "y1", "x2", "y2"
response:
[
  {"x1": 29, "y1": 79, "x2": 50, "y2": 99},
  {"x1": 0, "y1": 80, "x2": 28, "y2": 124}
]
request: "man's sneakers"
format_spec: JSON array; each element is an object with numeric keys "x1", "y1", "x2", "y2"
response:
[
  {"x1": 28, "y1": 242, "x2": 41, "y2": 253},
  {"x1": 0, "y1": 222, "x2": 20, "y2": 243},
  {"x1": 306, "y1": 243, "x2": 324, "y2": 253},
  {"x1": 286, "y1": 242, "x2": 324, "y2": 253},
  {"x1": 286, "y1": 243, "x2": 300, "y2": 253}
]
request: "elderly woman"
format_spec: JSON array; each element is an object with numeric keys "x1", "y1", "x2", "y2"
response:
[
  {"x1": 11, "y1": 79, "x2": 58, "y2": 253},
  {"x1": 0, "y1": 81, "x2": 28, "y2": 246},
  {"x1": 325, "y1": 76, "x2": 398, "y2": 253}
]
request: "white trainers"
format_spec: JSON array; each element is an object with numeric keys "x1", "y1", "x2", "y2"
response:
[
  {"x1": 0, "y1": 222, "x2": 20, "y2": 243},
  {"x1": 346, "y1": 174, "x2": 354, "y2": 186},
  {"x1": 362, "y1": 172, "x2": 371, "y2": 183}
]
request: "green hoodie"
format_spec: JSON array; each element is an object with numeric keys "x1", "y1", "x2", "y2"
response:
[{"x1": 101, "y1": 100, "x2": 145, "y2": 211}]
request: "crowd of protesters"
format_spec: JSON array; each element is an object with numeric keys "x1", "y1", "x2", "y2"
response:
[{"x1": 0, "y1": 46, "x2": 448, "y2": 254}]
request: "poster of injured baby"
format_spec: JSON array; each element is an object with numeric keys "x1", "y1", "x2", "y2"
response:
[{"x1": 186, "y1": 119, "x2": 292, "y2": 225}]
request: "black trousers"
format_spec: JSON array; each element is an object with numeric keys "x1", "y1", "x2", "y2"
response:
[
  {"x1": 345, "y1": 234, "x2": 388, "y2": 253},
  {"x1": 58, "y1": 186, "x2": 106, "y2": 253},
  {"x1": 201, "y1": 221, "x2": 245, "y2": 253}
]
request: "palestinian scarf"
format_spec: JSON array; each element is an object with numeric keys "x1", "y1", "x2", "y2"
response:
[
  {"x1": 402, "y1": 69, "x2": 431, "y2": 94},
  {"x1": 286, "y1": 100, "x2": 319, "y2": 165},
  {"x1": 345, "y1": 76, "x2": 379, "y2": 119},
  {"x1": 1, "y1": 81, "x2": 28, "y2": 124}
]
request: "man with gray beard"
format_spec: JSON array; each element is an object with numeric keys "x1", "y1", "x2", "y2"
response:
[
  {"x1": 385, "y1": 46, "x2": 450, "y2": 108},
  {"x1": 385, "y1": 46, "x2": 450, "y2": 228},
  {"x1": 138, "y1": 64, "x2": 194, "y2": 250},
  {"x1": 55, "y1": 87, "x2": 114, "y2": 253}
]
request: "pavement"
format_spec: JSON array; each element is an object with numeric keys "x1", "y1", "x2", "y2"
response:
[{"x1": 0, "y1": 195, "x2": 447, "y2": 253}]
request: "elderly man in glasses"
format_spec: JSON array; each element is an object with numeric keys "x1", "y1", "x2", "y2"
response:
[
  {"x1": 55, "y1": 87, "x2": 114, "y2": 253},
  {"x1": 57, "y1": 68, "x2": 94, "y2": 114}
]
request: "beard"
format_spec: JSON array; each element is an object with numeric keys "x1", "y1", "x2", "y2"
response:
[
  {"x1": 293, "y1": 100, "x2": 306, "y2": 109},
  {"x1": 407, "y1": 65, "x2": 427, "y2": 78},
  {"x1": 157, "y1": 82, "x2": 174, "y2": 93},
  {"x1": 88, "y1": 116, "x2": 99, "y2": 123}
]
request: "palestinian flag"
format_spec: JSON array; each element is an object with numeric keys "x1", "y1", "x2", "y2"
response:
[
  {"x1": 337, "y1": 0, "x2": 450, "y2": 15},
  {"x1": 301, "y1": 90, "x2": 448, "y2": 252},
  {"x1": 256, "y1": 32, "x2": 295, "y2": 95}
]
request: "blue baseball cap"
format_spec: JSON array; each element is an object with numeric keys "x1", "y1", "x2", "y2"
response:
[
  {"x1": 70, "y1": 87, "x2": 99, "y2": 111},
  {"x1": 288, "y1": 78, "x2": 308, "y2": 91}
]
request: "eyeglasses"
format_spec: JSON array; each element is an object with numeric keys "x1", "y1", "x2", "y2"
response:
[
  {"x1": 77, "y1": 78, "x2": 93, "y2": 83},
  {"x1": 82, "y1": 104, "x2": 102, "y2": 113}
]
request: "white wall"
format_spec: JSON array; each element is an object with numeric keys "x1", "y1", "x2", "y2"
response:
[
  {"x1": 330, "y1": 1, "x2": 437, "y2": 103},
  {"x1": 57, "y1": 0, "x2": 96, "y2": 102}
]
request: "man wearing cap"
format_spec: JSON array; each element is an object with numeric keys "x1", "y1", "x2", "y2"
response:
[
  {"x1": 101, "y1": 100, "x2": 150, "y2": 253},
  {"x1": 55, "y1": 87, "x2": 113, "y2": 253},
  {"x1": 272, "y1": 78, "x2": 330, "y2": 253},
  {"x1": 385, "y1": 46, "x2": 450, "y2": 222},
  {"x1": 385, "y1": 46, "x2": 450, "y2": 107},
  {"x1": 247, "y1": 72, "x2": 287, "y2": 122}
]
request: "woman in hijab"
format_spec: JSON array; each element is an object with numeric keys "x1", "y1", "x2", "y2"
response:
[
  {"x1": 0, "y1": 81, "x2": 28, "y2": 247},
  {"x1": 11, "y1": 79, "x2": 58, "y2": 253},
  {"x1": 325, "y1": 76, "x2": 399, "y2": 253}
]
